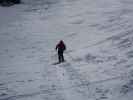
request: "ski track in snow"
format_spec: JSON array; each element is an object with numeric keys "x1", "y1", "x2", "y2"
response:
[{"x1": 1, "y1": 0, "x2": 133, "y2": 100}]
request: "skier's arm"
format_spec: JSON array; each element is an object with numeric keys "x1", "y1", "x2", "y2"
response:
[
  {"x1": 55, "y1": 45, "x2": 58, "y2": 51},
  {"x1": 64, "y1": 44, "x2": 66, "y2": 50}
]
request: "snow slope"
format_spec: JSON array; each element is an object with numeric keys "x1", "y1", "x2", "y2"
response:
[{"x1": 0, "y1": 0, "x2": 133, "y2": 100}]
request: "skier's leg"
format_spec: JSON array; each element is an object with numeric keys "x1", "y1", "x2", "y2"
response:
[
  {"x1": 60, "y1": 53, "x2": 64, "y2": 62},
  {"x1": 58, "y1": 53, "x2": 61, "y2": 63}
]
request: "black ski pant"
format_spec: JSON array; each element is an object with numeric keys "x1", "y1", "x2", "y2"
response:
[{"x1": 58, "y1": 51, "x2": 64, "y2": 63}]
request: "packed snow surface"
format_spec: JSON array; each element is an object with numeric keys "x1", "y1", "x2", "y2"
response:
[{"x1": 0, "y1": 0, "x2": 133, "y2": 100}]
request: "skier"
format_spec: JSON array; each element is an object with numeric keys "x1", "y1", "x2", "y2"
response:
[{"x1": 56, "y1": 40, "x2": 66, "y2": 63}]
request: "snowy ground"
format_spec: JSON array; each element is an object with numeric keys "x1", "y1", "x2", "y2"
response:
[{"x1": 0, "y1": 0, "x2": 133, "y2": 100}]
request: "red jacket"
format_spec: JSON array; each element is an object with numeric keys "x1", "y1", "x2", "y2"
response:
[{"x1": 56, "y1": 40, "x2": 66, "y2": 52}]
